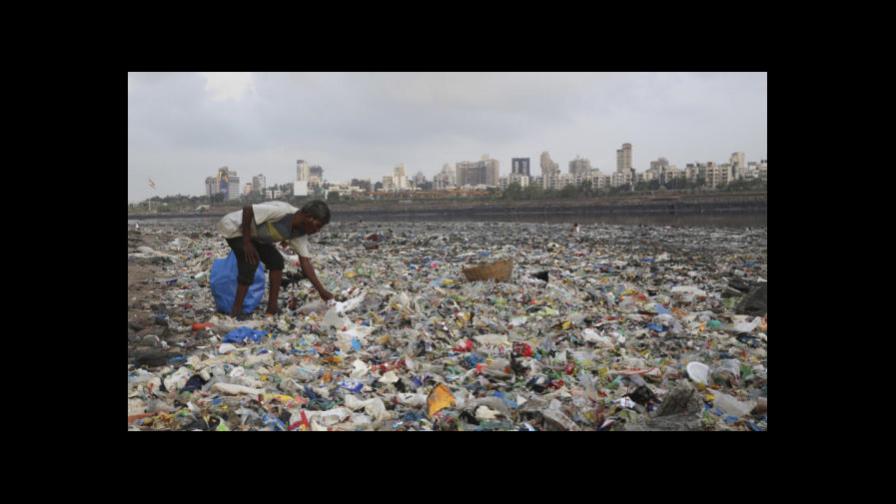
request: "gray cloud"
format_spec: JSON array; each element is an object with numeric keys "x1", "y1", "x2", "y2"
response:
[{"x1": 128, "y1": 72, "x2": 767, "y2": 201}]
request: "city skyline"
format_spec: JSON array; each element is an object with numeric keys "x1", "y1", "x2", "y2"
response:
[{"x1": 128, "y1": 72, "x2": 767, "y2": 202}]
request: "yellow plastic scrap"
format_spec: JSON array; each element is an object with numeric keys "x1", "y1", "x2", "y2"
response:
[
  {"x1": 345, "y1": 271, "x2": 357, "y2": 279},
  {"x1": 265, "y1": 394, "x2": 293, "y2": 404},
  {"x1": 426, "y1": 383, "x2": 456, "y2": 418},
  {"x1": 562, "y1": 321, "x2": 572, "y2": 331}
]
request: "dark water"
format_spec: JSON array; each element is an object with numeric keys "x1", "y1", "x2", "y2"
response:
[{"x1": 129, "y1": 212, "x2": 766, "y2": 228}]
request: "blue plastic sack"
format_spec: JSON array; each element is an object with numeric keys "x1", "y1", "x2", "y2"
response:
[
  {"x1": 210, "y1": 251, "x2": 266, "y2": 314},
  {"x1": 223, "y1": 327, "x2": 268, "y2": 345}
]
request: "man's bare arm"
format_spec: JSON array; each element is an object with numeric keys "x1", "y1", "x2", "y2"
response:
[
  {"x1": 242, "y1": 206, "x2": 259, "y2": 264},
  {"x1": 299, "y1": 256, "x2": 333, "y2": 301}
]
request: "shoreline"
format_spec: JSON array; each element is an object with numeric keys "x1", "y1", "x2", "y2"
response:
[{"x1": 128, "y1": 191, "x2": 767, "y2": 220}]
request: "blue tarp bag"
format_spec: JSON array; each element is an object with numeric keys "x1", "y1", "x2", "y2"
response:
[{"x1": 210, "y1": 251, "x2": 266, "y2": 314}]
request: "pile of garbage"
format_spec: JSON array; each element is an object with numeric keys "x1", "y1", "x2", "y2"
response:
[{"x1": 128, "y1": 220, "x2": 767, "y2": 431}]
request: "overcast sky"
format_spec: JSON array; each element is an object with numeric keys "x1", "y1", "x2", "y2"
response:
[{"x1": 128, "y1": 72, "x2": 767, "y2": 202}]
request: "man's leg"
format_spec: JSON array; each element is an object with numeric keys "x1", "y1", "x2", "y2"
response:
[
  {"x1": 231, "y1": 283, "x2": 250, "y2": 317},
  {"x1": 255, "y1": 241, "x2": 285, "y2": 316},
  {"x1": 226, "y1": 238, "x2": 256, "y2": 317}
]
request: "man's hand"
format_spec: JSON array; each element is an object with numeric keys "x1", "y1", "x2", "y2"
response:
[
  {"x1": 319, "y1": 289, "x2": 334, "y2": 302},
  {"x1": 243, "y1": 239, "x2": 260, "y2": 264}
]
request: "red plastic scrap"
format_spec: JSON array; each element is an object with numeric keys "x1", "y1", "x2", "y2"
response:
[
  {"x1": 289, "y1": 410, "x2": 311, "y2": 431},
  {"x1": 455, "y1": 339, "x2": 474, "y2": 352},
  {"x1": 513, "y1": 342, "x2": 533, "y2": 357}
]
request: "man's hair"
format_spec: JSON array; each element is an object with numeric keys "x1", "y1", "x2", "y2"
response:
[{"x1": 300, "y1": 200, "x2": 331, "y2": 225}]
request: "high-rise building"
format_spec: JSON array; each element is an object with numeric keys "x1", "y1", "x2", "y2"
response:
[
  {"x1": 205, "y1": 177, "x2": 218, "y2": 198},
  {"x1": 296, "y1": 160, "x2": 310, "y2": 181},
  {"x1": 456, "y1": 156, "x2": 499, "y2": 187},
  {"x1": 729, "y1": 152, "x2": 746, "y2": 179},
  {"x1": 611, "y1": 170, "x2": 634, "y2": 188},
  {"x1": 569, "y1": 156, "x2": 592, "y2": 176},
  {"x1": 616, "y1": 143, "x2": 633, "y2": 173},
  {"x1": 540, "y1": 151, "x2": 559, "y2": 175},
  {"x1": 540, "y1": 151, "x2": 560, "y2": 189},
  {"x1": 351, "y1": 178, "x2": 372, "y2": 192},
  {"x1": 509, "y1": 173, "x2": 530, "y2": 188},
  {"x1": 227, "y1": 176, "x2": 240, "y2": 200},
  {"x1": 512, "y1": 158, "x2": 531, "y2": 177},
  {"x1": 309, "y1": 165, "x2": 323, "y2": 188},
  {"x1": 212, "y1": 166, "x2": 240, "y2": 200},
  {"x1": 413, "y1": 171, "x2": 427, "y2": 186},
  {"x1": 392, "y1": 164, "x2": 409, "y2": 190},
  {"x1": 252, "y1": 174, "x2": 266, "y2": 194},
  {"x1": 647, "y1": 158, "x2": 673, "y2": 185},
  {"x1": 649, "y1": 157, "x2": 670, "y2": 172},
  {"x1": 295, "y1": 160, "x2": 311, "y2": 195},
  {"x1": 434, "y1": 163, "x2": 456, "y2": 190},
  {"x1": 382, "y1": 175, "x2": 394, "y2": 192}
]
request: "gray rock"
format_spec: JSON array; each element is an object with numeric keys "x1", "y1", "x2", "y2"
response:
[
  {"x1": 541, "y1": 409, "x2": 581, "y2": 431},
  {"x1": 736, "y1": 284, "x2": 767, "y2": 316},
  {"x1": 626, "y1": 382, "x2": 704, "y2": 431},
  {"x1": 654, "y1": 382, "x2": 703, "y2": 417},
  {"x1": 132, "y1": 349, "x2": 171, "y2": 367},
  {"x1": 136, "y1": 327, "x2": 155, "y2": 338},
  {"x1": 518, "y1": 397, "x2": 549, "y2": 415}
]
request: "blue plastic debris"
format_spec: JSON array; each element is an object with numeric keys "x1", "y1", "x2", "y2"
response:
[
  {"x1": 262, "y1": 414, "x2": 287, "y2": 431},
  {"x1": 222, "y1": 327, "x2": 268, "y2": 345},
  {"x1": 339, "y1": 381, "x2": 364, "y2": 393},
  {"x1": 167, "y1": 355, "x2": 187, "y2": 365}
]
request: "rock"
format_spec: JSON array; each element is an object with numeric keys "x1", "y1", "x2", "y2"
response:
[
  {"x1": 518, "y1": 396, "x2": 549, "y2": 416},
  {"x1": 136, "y1": 327, "x2": 156, "y2": 339},
  {"x1": 752, "y1": 397, "x2": 768, "y2": 415},
  {"x1": 728, "y1": 277, "x2": 754, "y2": 293},
  {"x1": 654, "y1": 382, "x2": 703, "y2": 417},
  {"x1": 140, "y1": 334, "x2": 161, "y2": 347},
  {"x1": 626, "y1": 382, "x2": 705, "y2": 431},
  {"x1": 541, "y1": 409, "x2": 580, "y2": 431},
  {"x1": 736, "y1": 284, "x2": 767, "y2": 316},
  {"x1": 132, "y1": 349, "x2": 171, "y2": 367}
]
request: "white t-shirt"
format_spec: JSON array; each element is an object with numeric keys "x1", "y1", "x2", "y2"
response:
[{"x1": 217, "y1": 201, "x2": 313, "y2": 258}]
